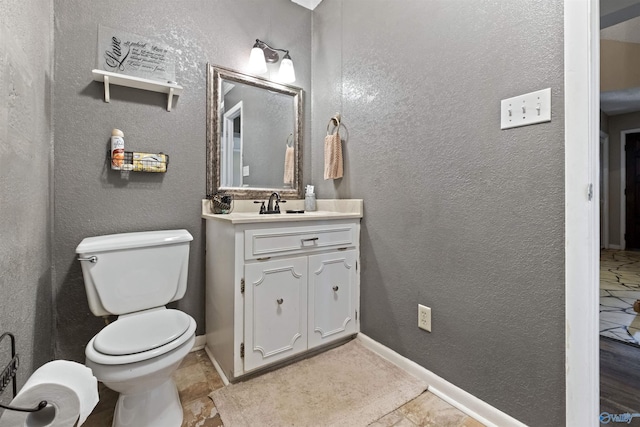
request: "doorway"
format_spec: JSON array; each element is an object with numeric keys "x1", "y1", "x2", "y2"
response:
[
  {"x1": 599, "y1": 2, "x2": 640, "y2": 421},
  {"x1": 222, "y1": 101, "x2": 243, "y2": 187},
  {"x1": 625, "y1": 132, "x2": 640, "y2": 250}
]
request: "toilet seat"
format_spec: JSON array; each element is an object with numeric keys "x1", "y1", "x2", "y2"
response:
[
  {"x1": 86, "y1": 309, "x2": 196, "y2": 365},
  {"x1": 95, "y1": 309, "x2": 191, "y2": 355}
]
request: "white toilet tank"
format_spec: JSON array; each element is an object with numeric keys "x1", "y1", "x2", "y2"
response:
[{"x1": 76, "y1": 229, "x2": 193, "y2": 317}]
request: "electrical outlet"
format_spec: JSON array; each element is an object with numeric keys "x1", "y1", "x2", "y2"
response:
[{"x1": 418, "y1": 304, "x2": 431, "y2": 332}]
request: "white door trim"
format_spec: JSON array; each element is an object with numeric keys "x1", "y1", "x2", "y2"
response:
[
  {"x1": 222, "y1": 101, "x2": 243, "y2": 187},
  {"x1": 564, "y1": 1, "x2": 600, "y2": 426}
]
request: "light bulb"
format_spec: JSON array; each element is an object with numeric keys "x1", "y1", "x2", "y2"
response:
[
  {"x1": 278, "y1": 57, "x2": 296, "y2": 83},
  {"x1": 249, "y1": 47, "x2": 267, "y2": 74}
]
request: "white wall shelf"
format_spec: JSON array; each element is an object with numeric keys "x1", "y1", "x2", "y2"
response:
[{"x1": 92, "y1": 69, "x2": 183, "y2": 111}]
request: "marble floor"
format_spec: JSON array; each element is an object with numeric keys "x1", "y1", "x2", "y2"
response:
[
  {"x1": 84, "y1": 348, "x2": 485, "y2": 427},
  {"x1": 600, "y1": 249, "x2": 640, "y2": 346}
]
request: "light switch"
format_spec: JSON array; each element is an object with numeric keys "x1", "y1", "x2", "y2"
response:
[
  {"x1": 500, "y1": 88, "x2": 551, "y2": 130},
  {"x1": 242, "y1": 165, "x2": 250, "y2": 176}
]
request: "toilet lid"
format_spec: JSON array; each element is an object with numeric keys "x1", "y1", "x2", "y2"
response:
[{"x1": 94, "y1": 309, "x2": 191, "y2": 356}]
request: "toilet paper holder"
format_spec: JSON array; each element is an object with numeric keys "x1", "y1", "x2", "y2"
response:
[{"x1": 0, "y1": 332, "x2": 48, "y2": 413}]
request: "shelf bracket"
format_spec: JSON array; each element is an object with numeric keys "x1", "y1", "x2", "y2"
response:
[
  {"x1": 167, "y1": 87, "x2": 174, "y2": 112},
  {"x1": 103, "y1": 75, "x2": 110, "y2": 103}
]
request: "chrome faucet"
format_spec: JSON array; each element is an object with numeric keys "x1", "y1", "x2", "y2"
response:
[
  {"x1": 254, "y1": 192, "x2": 287, "y2": 214},
  {"x1": 267, "y1": 192, "x2": 281, "y2": 213}
]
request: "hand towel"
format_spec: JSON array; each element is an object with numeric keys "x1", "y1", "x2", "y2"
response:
[
  {"x1": 324, "y1": 131, "x2": 343, "y2": 180},
  {"x1": 284, "y1": 145, "x2": 295, "y2": 185}
]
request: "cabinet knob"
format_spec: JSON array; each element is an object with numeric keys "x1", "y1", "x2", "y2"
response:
[
  {"x1": 332, "y1": 286, "x2": 339, "y2": 292},
  {"x1": 277, "y1": 298, "x2": 284, "y2": 305}
]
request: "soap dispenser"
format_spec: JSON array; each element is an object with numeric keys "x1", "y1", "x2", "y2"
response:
[{"x1": 304, "y1": 185, "x2": 316, "y2": 211}]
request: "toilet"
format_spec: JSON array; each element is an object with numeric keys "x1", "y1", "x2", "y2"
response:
[{"x1": 76, "y1": 229, "x2": 196, "y2": 427}]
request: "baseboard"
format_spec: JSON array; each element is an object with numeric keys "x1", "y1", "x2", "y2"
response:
[
  {"x1": 191, "y1": 334, "x2": 207, "y2": 352},
  {"x1": 357, "y1": 334, "x2": 526, "y2": 427},
  {"x1": 608, "y1": 244, "x2": 621, "y2": 250},
  {"x1": 204, "y1": 345, "x2": 230, "y2": 386}
]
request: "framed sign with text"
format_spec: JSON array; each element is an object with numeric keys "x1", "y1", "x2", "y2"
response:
[{"x1": 97, "y1": 25, "x2": 176, "y2": 83}]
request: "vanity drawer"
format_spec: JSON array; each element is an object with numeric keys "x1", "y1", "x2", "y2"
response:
[{"x1": 245, "y1": 223, "x2": 357, "y2": 260}]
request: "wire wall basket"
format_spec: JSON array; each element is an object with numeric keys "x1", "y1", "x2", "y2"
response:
[{"x1": 109, "y1": 150, "x2": 169, "y2": 173}]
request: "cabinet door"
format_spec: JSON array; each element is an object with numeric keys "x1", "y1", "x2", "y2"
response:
[
  {"x1": 308, "y1": 250, "x2": 358, "y2": 349},
  {"x1": 244, "y1": 256, "x2": 307, "y2": 372}
]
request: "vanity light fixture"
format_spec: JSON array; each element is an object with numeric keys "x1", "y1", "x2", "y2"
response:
[{"x1": 248, "y1": 39, "x2": 296, "y2": 83}]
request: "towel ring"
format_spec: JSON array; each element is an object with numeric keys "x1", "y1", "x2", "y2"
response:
[
  {"x1": 326, "y1": 113, "x2": 341, "y2": 135},
  {"x1": 286, "y1": 133, "x2": 293, "y2": 147}
]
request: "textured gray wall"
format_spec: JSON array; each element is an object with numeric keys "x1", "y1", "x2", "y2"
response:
[
  {"x1": 312, "y1": 1, "x2": 565, "y2": 425},
  {"x1": 0, "y1": 0, "x2": 54, "y2": 393},
  {"x1": 5, "y1": 1, "x2": 568, "y2": 423},
  {"x1": 52, "y1": 0, "x2": 311, "y2": 361},
  {"x1": 607, "y1": 111, "x2": 640, "y2": 247}
]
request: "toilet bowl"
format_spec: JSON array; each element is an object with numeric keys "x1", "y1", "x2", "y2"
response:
[
  {"x1": 76, "y1": 230, "x2": 195, "y2": 427},
  {"x1": 85, "y1": 310, "x2": 196, "y2": 427}
]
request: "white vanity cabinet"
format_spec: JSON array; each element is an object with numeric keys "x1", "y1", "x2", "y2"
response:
[
  {"x1": 307, "y1": 250, "x2": 358, "y2": 349},
  {"x1": 203, "y1": 206, "x2": 361, "y2": 382},
  {"x1": 243, "y1": 256, "x2": 308, "y2": 372}
]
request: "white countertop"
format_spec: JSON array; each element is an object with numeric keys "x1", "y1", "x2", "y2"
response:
[{"x1": 201, "y1": 199, "x2": 363, "y2": 224}]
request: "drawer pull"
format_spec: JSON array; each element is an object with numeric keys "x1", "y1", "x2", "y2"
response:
[
  {"x1": 301, "y1": 237, "x2": 319, "y2": 244},
  {"x1": 277, "y1": 298, "x2": 284, "y2": 305},
  {"x1": 337, "y1": 247, "x2": 348, "y2": 251},
  {"x1": 332, "y1": 286, "x2": 339, "y2": 292},
  {"x1": 257, "y1": 257, "x2": 271, "y2": 261}
]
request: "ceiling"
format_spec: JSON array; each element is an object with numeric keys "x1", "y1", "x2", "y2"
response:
[{"x1": 601, "y1": 0, "x2": 640, "y2": 29}]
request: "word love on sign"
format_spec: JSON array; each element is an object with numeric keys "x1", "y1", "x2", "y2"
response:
[{"x1": 97, "y1": 25, "x2": 176, "y2": 82}]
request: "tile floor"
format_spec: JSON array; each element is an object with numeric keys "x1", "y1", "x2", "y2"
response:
[
  {"x1": 600, "y1": 249, "x2": 640, "y2": 345},
  {"x1": 84, "y1": 349, "x2": 485, "y2": 427}
]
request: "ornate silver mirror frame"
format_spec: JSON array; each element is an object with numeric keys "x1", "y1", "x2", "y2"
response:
[{"x1": 206, "y1": 64, "x2": 304, "y2": 199}]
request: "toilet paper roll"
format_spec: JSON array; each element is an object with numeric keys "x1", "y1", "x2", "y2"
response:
[{"x1": 0, "y1": 360, "x2": 99, "y2": 427}]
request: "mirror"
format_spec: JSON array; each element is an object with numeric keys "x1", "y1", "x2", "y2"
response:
[{"x1": 206, "y1": 64, "x2": 304, "y2": 199}]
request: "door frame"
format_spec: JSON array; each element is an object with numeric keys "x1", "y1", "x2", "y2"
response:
[
  {"x1": 619, "y1": 128, "x2": 640, "y2": 250},
  {"x1": 565, "y1": 0, "x2": 600, "y2": 425},
  {"x1": 222, "y1": 101, "x2": 243, "y2": 187}
]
